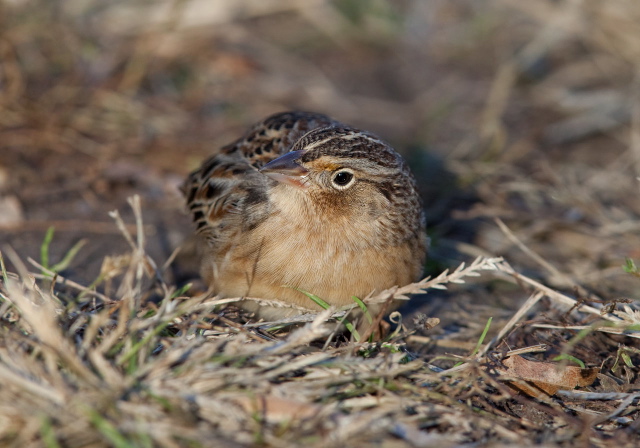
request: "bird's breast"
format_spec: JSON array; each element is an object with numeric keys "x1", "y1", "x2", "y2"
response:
[{"x1": 209, "y1": 204, "x2": 422, "y2": 312}]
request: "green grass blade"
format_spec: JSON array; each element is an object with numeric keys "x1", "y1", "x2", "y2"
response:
[
  {"x1": 340, "y1": 319, "x2": 360, "y2": 341},
  {"x1": 40, "y1": 226, "x2": 55, "y2": 271},
  {"x1": 118, "y1": 321, "x2": 170, "y2": 366},
  {"x1": 553, "y1": 354, "x2": 585, "y2": 368},
  {"x1": 88, "y1": 409, "x2": 135, "y2": 448},
  {"x1": 454, "y1": 317, "x2": 492, "y2": 367},
  {"x1": 351, "y1": 295, "x2": 372, "y2": 324},
  {"x1": 471, "y1": 317, "x2": 492, "y2": 357},
  {"x1": 292, "y1": 287, "x2": 331, "y2": 309},
  {"x1": 40, "y1": 416, "x2": 61, "y2": 448},
  {"x1": 290, "y1": 287, "x2": 360, "y2": 340},
  {"x1": 51, "y1": 239, "x2": 87, "y2": 272},
  {"x1": 623, "y1": 258, "x2": 637, "y2": 274},
  {"x1": 623, "y1": 257, "x2": 640, "y2": 277},
  {"x1": 171, "y1": 283, "x2": 192, "y2": 298}
]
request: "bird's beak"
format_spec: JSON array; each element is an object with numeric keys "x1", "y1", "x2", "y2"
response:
[{"x1": 259, "y1": 150, "x2": 309, "y2": 188}]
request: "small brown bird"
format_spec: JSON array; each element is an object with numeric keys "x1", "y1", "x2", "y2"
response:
[{"x1": 183, "y1": 111, "x2": 427, "y2": 322}]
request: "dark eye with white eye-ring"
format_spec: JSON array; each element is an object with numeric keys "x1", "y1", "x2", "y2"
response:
[{"x1": 330, "y1": 169, "x2": 355, "y2": 190}]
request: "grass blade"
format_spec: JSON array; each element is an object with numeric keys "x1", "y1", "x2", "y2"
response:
[
  {"x1": 455, "y1": 317, "x2": 492, "y2": 367},
  {"x1": 51, "y1": 239, "x2": 87, "y2": 272},
  {"x1": 472, "y1": 317, "x2": 492, "y2": 357},
  {"x1": 351, "y1": 295, "x2": 372, "y2": 324},
  {"x1": 40, "y1": 226, "x2": 55, "y2": 272},
  {"x1": 553, "y1": 354, "x2": 586, "y2": 368},
  {"x1": 88, "y1": 409, "x2": 136, "y2": 448},
  {"x1": 293, "y1": 287, "x2": 361, "y2": 341},
  {"x1": 171, "y1": 283, "x2": 192, "y2": 299},
  {"x1": 40, "y1": 416, "x2": 61, "y2": 448},
  {"x1": 294, "y1": 288, "x2": 331, "y2": 309}
]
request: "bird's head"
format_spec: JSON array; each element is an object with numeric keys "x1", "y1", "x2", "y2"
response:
[{"x1": 259, "y1": 127, "x2": 424, "y2": 242}]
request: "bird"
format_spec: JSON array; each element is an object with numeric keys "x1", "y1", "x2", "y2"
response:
[{"x1": 182, "y1": 111, "x2": 427, "y2": 324}]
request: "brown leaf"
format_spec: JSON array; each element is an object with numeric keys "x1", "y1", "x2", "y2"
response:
[{"x1": 494, "y1": 355, "x2": 599, "y2": 399}]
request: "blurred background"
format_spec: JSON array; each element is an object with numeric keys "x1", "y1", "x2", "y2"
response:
[{"x1": 2, "y1": 0, "x2": 640, "y2": 322}]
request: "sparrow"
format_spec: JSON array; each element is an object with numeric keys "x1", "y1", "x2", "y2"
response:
[{"x1": 182, "y1": 111, "x2": 427, "y2": 323}]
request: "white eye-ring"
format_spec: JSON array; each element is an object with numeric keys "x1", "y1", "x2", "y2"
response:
[{"x1": 330, "y1": 169, "x2": 355, "y2": 190}]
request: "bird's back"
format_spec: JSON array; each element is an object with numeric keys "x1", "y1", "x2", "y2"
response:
[{"x1": 182, "y1": 111, "x2": 337, "y2": 246}]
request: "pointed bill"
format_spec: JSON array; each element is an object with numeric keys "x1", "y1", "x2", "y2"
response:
[{"x1": 259, "y1": 150, "x2": 309, "y2": 188}]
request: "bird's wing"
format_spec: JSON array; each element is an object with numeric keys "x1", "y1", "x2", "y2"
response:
[{"x1": 182, "y1": 111, "x2": 337, "y2": 246}]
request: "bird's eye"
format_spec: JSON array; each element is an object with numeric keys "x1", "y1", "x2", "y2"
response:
[{"x1": 331, "y1": 169, "x2": 355, "y2": 189}]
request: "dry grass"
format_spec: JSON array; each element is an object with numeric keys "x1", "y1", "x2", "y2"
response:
[
  {"x1": 2, "y1": 196, "x2": 640, "y2": 447},
  {"x1": 3, "y1": 0, "x2": 640, "y2": 446}
]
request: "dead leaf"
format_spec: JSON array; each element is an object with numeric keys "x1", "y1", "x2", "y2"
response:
[{"x1": 493, "y1": 354, "x2": 599, "y2": 399}]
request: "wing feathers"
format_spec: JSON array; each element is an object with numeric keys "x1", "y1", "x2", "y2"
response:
[{"x1": 183, "y1": 111, "x2": 337, "y2": 245}]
